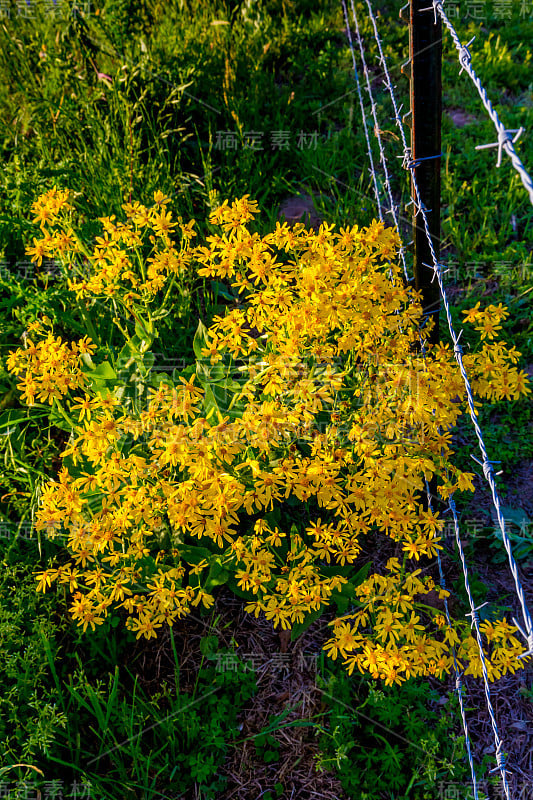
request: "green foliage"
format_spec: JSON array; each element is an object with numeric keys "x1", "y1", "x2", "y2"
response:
[
  {"x1": 490, "y1": 505, "x2": 533, "y2": 562},
  {"x1": 254, "y1": 730, "x2": 281, "y2": 764},
  {"x1": 0, "y1": 551, "x2": 67, "y2": 764},
  {"x1": 315, "y1": 663, "x2": 481, "y2": 800},
  {"x1": 39, "y1": 653, "x2": 257, "y2": 800},
  {"x1": 0, "y1": 568, "x2": 257, "y2": 800}
]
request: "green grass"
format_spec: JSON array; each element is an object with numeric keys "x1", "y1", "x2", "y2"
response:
[{"x1": 0, "y1": 0, "x2": 532, "y2": 797}]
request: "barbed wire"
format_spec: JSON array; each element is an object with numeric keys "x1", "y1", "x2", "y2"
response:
[
  {"x1": 362, "y1": 0, "x2": 533, "y2": 666},
  {"x1": 341, "y1": 0, "x2": 417, "y2": 370},
  {"x1": 427, "y1": 0, "x2": 533, "y2": 206},
  {"x1": 340, "y1": 0, "x2": 384, "y2": 225},
  {"x1": 347, "y1": 0, "x2": 410, "y2": 281},
  {"x1": 344, "y1": 2, "x2": 493, "y2": 790},
  {"x1": 415, "y1": 6, "x2": 533, "y2": 662},
  {"x1": 446, "y1": 492, "x2": 512, "y2": 800},
  {"x1": 346, "y1": 1, "x2": 533, "y2": 796},
  {"x1": 426, "y1": 478, "x2": 481, "y2": 800}
]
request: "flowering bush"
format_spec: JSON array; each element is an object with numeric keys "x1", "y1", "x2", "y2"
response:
[{"x1": 8, "y1": 188, "x2": 531, "y2": 685}]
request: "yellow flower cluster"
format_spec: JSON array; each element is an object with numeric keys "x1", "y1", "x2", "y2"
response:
[
  {"x1": 11, "y1": 193, "x2": 531, "y2": 684},
  {"x1": 6, "y1": 319, "x2": 96, "y2": 405},
  {"x1": 323, "y1": 560, "x2": 526, "y2": 685},
  {"x1": 30, "y1": 185, "x2": 72, "y2": 228},
  {"x1": 24, "y1": 189, "x2": 196, "y2": 302}
]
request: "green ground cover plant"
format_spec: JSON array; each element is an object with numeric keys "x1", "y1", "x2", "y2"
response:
[
  {"x1": 0, "y1": 551, "x2": 257, "y2": 799},
  {"x1": 316, "y1": 661, "x2": 483, "y2": 799}
]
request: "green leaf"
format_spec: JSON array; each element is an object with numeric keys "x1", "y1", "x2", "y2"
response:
[
  {"x1": 0, "y1": 408, "x2": 48, "y2": 431},
  {"x1": 204, "y1": 384, "x2": 221, "y2": 422},
  {"x1": 329, "y1": 563, "x2": 371, "y2": 614},
  {"x1": 226, "y1": 574, "x2": 252, "y2": 600},
  {"x1": 178, "y1": 544, "x2": 213, "y2": 565},
  {"x1": 290, "y1": 523, "x2": 301, "y2": 546},
  {"x1": 211, "y1": 280, "x2": 237, "y2": 302},
  {"x1": 290, "y1": 604, "x2": 325, "y2": 642},
  {"x1": 193, "y1": 319, "x2": 209, "y2": 361},
  {"x1": 172, "y1": 364, "x2": 196, "y2": 383},
  {"x1": 133, "y1": 334, "x2": 152, "y2": 356},
  {"x1": 205, "y1": 556, "x2": 230, "y2": 590},
  {"x1": 491, "y1": 506, "x2": 531, "y2": 540},
  {"x1": 195, "y1": 358, "x2": 212, "y2": 384},
  {"x1": 203, "y1": 361, "x2": 225, "y2": 382},
  {"x1": 149, "y1": 371, "x2": 173, "y2": 389},
  {"x1": 79, "y1": 352, "x2": 96, "y2": 370},
  {"x1": 116, "y1": 334, "x2": 153, "y2": 368},
  {"x1": 318, "y1": 564, "x2": 355, "y2": 579},
  {"x1": 82, "y1": 361, "x2": 117, "y2": 383},
  {"x1": 199, "y1": 634, "x2": 219, "y2": 656},
  {"x1": 265, "y1": 508, "x2": 281, "y2": 526},
  {"x1": 348, "y1": 561, "x2": 371, "y2": 587},
  {"x1": 135, "y1": 316, "x2": 156, "y2": 341},
  {"x1": 143, "y1": 352, "x2": 155, "y2": 371},
  {"x1": 320, "y1": 561, "x2": 371, "y2": 584},
  {"x1": 332, "y1": 590, "x2": 350, "y2": 615}
]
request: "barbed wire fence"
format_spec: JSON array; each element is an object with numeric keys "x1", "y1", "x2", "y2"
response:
[{"x1": 341, "y1": 1, "x2": 533, "y2": 798}]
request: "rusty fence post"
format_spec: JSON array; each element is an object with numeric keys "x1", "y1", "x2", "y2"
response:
[{"x1": 409, "y1": 0, "x2": 442, "y2": 345}]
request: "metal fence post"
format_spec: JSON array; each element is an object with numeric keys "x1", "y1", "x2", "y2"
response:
[{"x1": 410, "y1": 0, "x2": 442, "y2": 344}]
